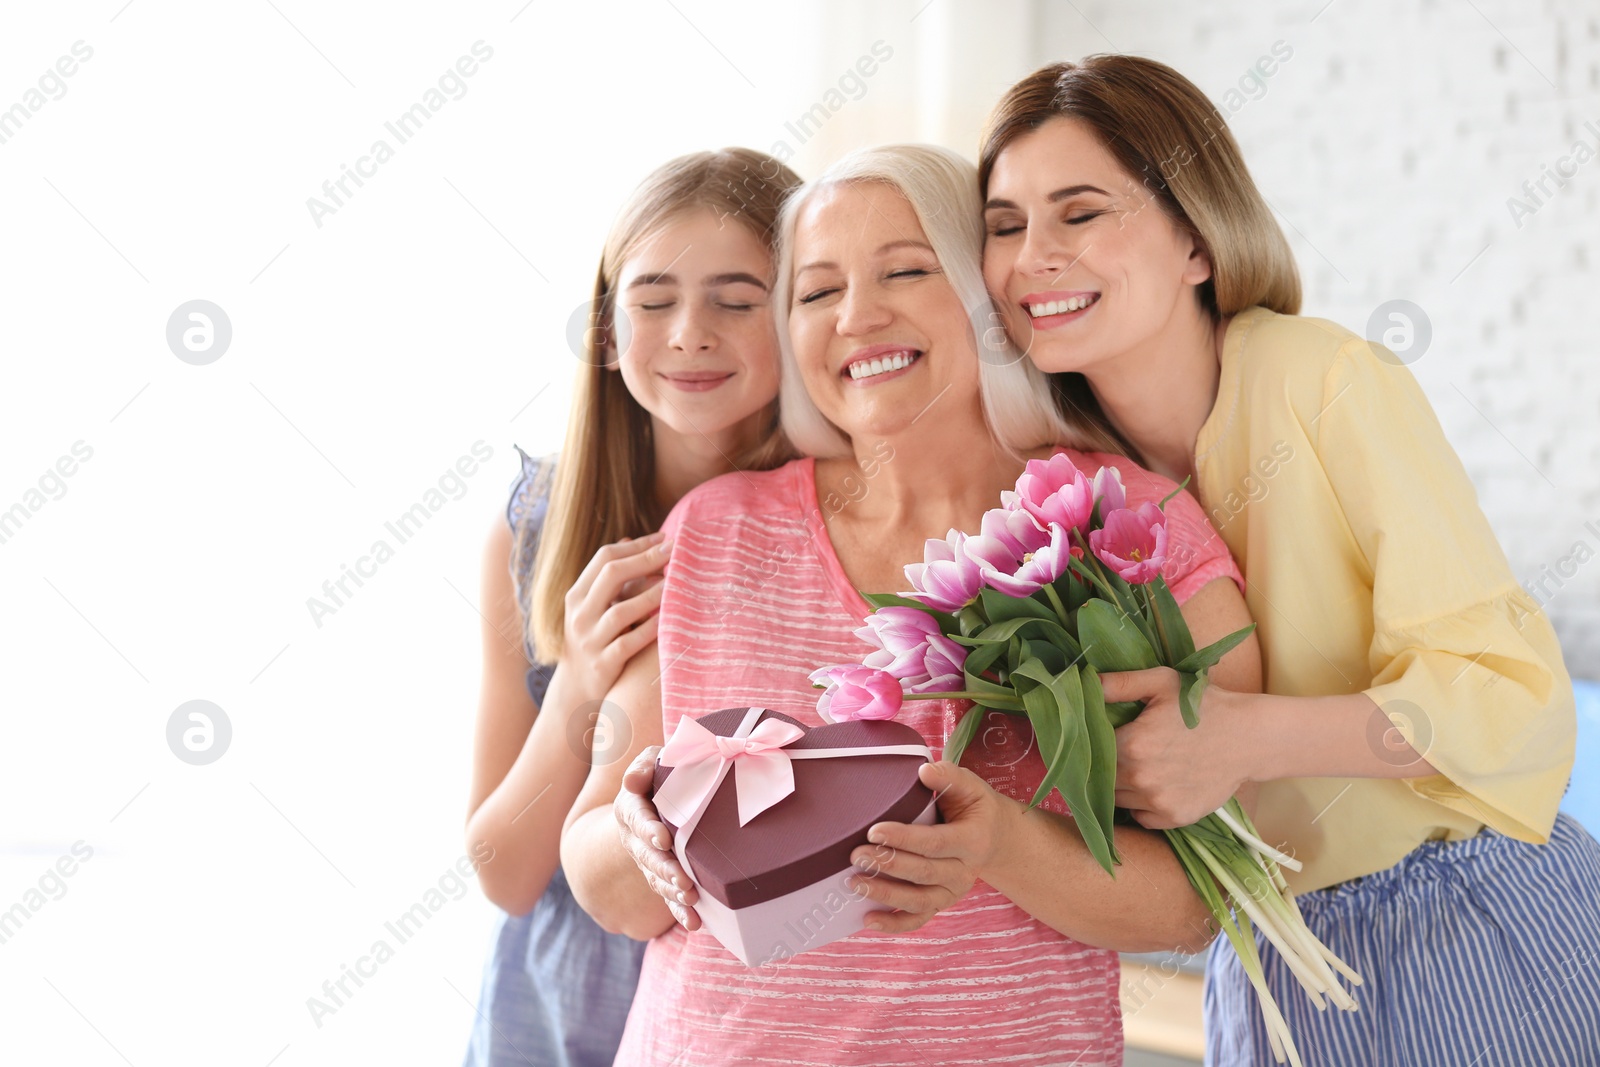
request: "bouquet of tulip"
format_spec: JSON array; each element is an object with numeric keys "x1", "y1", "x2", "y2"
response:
[{"x1": 810, "y1": 455, "x2": 1361, "y2": 1067}]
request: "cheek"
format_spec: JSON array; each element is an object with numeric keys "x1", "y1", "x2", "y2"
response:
[
  {"x1": 789, "y1": 316, "x2": 832, "y2": 378},
  {"x1": 981, "y1": 244, "x2": 1011, "y2": 294}
]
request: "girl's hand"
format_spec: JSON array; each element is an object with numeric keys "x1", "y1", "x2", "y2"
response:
[
  {"x1": 1101, "y1": 666, "x2": 1251, "y2": 829},
  {"x1": 613, "y1": 745, "x2": 700, "y2": 930},
  {"x1": 562, "y1": 533, "x2": 672, "y2": 707},
  {"x1": 845, "y1": 761, "x2": 1015, "y2": 933}
]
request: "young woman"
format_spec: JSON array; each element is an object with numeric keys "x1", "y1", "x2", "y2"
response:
[
  {"x1": 560, "y1": 144, "x2": 1262, "y2": 1065},
  {"x1": 460, "y1": 147, "x2": 801, "y2": 1067},
  {"x1": 979, "y1": 55, "x2": 1600, "y2": 1065}
]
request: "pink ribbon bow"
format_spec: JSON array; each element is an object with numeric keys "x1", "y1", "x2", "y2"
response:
[{"x1": 656, "y1": 712, "x2": 806, "y2": 828}]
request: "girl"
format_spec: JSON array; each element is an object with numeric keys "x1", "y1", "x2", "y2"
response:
[
  {"x1": 979, "y1": 55, "x2": 1600, "y2": 1066},
  {"x1": 460, "y1": 147, "x2": 801, "y2": 1067},
  {"x1": 563, "y1": 144, "x2": 1261, "y2": 1065}
]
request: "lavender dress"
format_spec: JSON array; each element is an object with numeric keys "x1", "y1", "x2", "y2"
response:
[{"x1": 461, "y1": 446, "x2": 647, "y2": 1067}]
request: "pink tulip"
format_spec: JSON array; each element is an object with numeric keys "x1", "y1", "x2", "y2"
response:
[
  {"x1": 901, "y1": 530, "x2": 983, "y2": 612},
  {"x1": 855, "y1": 607, "x2": 944, "y2": 681},
  {"x1": 1007, "y1": 453, "x2": 1095, "y2": 533},
  {"x1": 965, "y1": 509, "x2": 1074, "y2": 597},
  {"x1": 1089, "y1": 502, "x2": 1169, "y2": 584},
  {"x1": 1092, "y1": 465, "x2": 1127, "y2": 515},
  {"x1": 907, "y1": 633, "x2": 968, "y2": 695},
  {"x1": 809, "y1": 664, "x2": 905, "y2": 723}
]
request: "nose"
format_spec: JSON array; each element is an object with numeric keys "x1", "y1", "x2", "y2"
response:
[
  {"x1": 835, "y1": 281, "x2": 892, "y2": 338},
  {"x1": 669, "y1": 304, "x2": 716, "y2": 353},
  {"x1": 1015, "y1": 221, "x2": 1083, "y2": 282}
]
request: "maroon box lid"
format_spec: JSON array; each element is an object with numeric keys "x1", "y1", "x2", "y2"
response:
[{"x1": 651, "y1": 707, "x2": 936, "y2": 910}]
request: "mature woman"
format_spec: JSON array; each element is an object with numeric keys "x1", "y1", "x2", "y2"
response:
[
  {"x1": 979, "y1": 55, "x2": 1600, "y2": 1065},
  {"x1": 559, "y1": 144, "x2": 1261, "y2": 1065}
]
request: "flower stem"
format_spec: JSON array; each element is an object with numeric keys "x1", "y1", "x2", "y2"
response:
[
  {"x1": 1143, "y1": 583, "x2": 1175, "y2": 662},
  {"x1": 1043, "y1": 583, "x2": 1071, "y2": 628},
  {"x1": 904, "y1": 691, "x2": 1023, "y2": 711}
]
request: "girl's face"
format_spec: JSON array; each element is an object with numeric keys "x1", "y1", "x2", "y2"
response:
[
  {"x1": 613, "y1": 209, "x2": 781, "y2": 443},
  {"x1": 788, "y1": 181, "x2": 981, "y2": 444},
  {"x1": 981, "y1": 117, "x2": 1213, "y2": 375}
]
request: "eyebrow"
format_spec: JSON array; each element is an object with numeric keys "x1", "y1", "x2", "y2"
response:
[
  {"x1": 795, "y1": 238, "x2": 936, "y2": 275},
  {"x1": 625, "y1": 272, "x2": 769, "y2": 290},
  {"x1": 983, "y1": 184, "x2": 1111, "y2": 211}
]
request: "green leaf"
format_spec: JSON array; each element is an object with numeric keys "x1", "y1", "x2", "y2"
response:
[
  {"x1": 958, "y1": 605, "x2": 989, "y2": 638},
  {"x1": 961, "y1": 670, "x2": 1018, "y2": 701},
  {"x1": 1015, "y1": 667, "x2": 1065, "y2": 808},
  {"x1": 1056, "y1": 569, "x2": 1092, "y2": 612},
  {"x1": 1157, "y1": 475, "x2": 1192, "y2": 510},
  {"x1": 1076, "y1": 600, "x2": 1161, "y2": 674},
  {"x1": 1173, "y1": 622, "x2": 1256, "y2": 673},
  {"x1": 1039, "y1": 667, "x2": 1117, "y2": 875},
  {"x1": 1104, "y1": 699, "x2": 1144, "y2": 729},
  {"x1": 979, "y1": 588, "x2": 1056, "y2": 624},
  {"x1": 1148, "y1": 577, "x2": 1196, "y2": 664},
  {"x1": 961, "y1": 640, "x2": 1007, "y2": 681},
  {"x1": 1178, "y1": 670, "x2": 1208, "y2": 730},
  {"x1": 1079, "y1": 667, "x2": 1122, "y2": 867},
  {"x1": 1022, "y1": 638, "x2": 1068, "y2": 675},
  {"x1": 943, "y1": 704, "x2": 986, "y2": 767},
  {"x1": 860, "y1": 592, "x2": 959, "y2": 635}
]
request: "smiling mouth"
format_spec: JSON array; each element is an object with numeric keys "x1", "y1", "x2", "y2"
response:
[
  {"x1": 1024, "y1": 293, "x2": 1100, "y2": 319},
  {"x1": 842, "y1": 347, "x2": 922, "y2": 382},
  {"x1": 661, "y1": 370, "x2": 735, "y2": 391}
]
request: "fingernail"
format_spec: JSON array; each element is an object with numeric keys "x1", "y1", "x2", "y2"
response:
[
  {"x1": 866, "y1": 831, "x2": 884, "y2": 845},
  {"x1": 676, "y1": 890, "x2": 687, "y2": 904},
  {"x1": 655, "y1": 833, "x2": 669, "y2": 849},
  {"x1": 659, "y1": 538, "x2": 674, "y2": 555},
  {"x1": 853, "y1": 856, "x2": 874, "y2": 871},
  {"x1": 647, "y1": 531, "x2": 665, "y2": 542}
]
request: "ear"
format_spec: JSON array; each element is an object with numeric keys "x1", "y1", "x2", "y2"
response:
[{"x1": 1181, "y1": 232, "x2": 1214, "y2": 287}]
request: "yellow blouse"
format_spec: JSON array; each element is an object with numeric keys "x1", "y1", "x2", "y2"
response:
[{"x1": 1193, "y1": 306, "x2": 1576, "y2": 893}]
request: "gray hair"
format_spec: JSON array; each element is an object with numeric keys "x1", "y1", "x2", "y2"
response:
[{"x1": 772, "y1": 143, "x2": 1074, "y2": 459}]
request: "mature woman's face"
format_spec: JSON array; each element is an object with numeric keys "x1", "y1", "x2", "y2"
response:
[{"x1": 787, "y1": 181, "x2": 981, "y2": 444}]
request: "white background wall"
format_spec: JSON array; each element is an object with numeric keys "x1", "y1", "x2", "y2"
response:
[{"x1": 0, "y1": 2, "x2": 1594, "y2": 1064}]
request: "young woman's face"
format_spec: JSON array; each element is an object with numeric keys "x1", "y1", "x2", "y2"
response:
[
  {"x1": 981, "y1": 117, "x2": 1212, "y2": 375},
  {"x1": 788, "y1": 181, "x2": 980, "y2": 444},
  {"x1": 613, "y1": 209, "x2": 781, "y2": 441}
]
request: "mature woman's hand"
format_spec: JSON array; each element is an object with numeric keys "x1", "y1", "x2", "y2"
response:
[
  {"x1": 1101, "y1": 666, "x2": 1252, "y2": 829},
  {"x1": 613, "y1": 745, "x2": 701, "y2": 930},
  {"x1": 846, "y1": 761, "x2": 1016, "y2": 933}
]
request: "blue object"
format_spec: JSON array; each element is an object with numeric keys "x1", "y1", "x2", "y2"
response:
[
  {"x1": 1560, "y1": 678, "x2": 1600, "y2": 832},
  {"x1": 1205, "y1": 811, "x2": 1600, "y2": 1065},
  {"x1": 460, "y1": 446, "x2": 648, "y2": 1067}
]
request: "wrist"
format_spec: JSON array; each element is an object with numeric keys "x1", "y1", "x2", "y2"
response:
[
  {"x1": 976, "y1": 790, "x2": 1029, "y2": 884},
  {"x1": 1218, "y1": 687, "x2": 1275, "y2": 784}
]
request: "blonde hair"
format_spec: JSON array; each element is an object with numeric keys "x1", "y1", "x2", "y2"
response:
[
  {"x1": 772, "y1": 144, "x2": 1102, "y2": 459},
  {"x1": 978, "y1": 56, "x2": 1301, "y2": 463},
  {"x1": 524, "y1": 148, "x2": 802, "y2": 662}
]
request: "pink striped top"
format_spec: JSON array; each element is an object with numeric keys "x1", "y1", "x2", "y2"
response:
[{"x1": 614, "y1": 453, "x2": 1242, "y2": 1066}]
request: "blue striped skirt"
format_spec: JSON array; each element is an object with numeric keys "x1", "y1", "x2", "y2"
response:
[{"x1": 1203, "y1": 812, "x2": 1600, "y2": 1066}]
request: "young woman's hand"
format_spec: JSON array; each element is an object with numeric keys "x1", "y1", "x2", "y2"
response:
[
  {"x1": 613, "y1": 745, "x2": 701, "y2": 930},
  {"x1": 1102, "y1": 666, "x2": 1251, "y2": 829},
  {"x1": 561, "y1": 533, "x2": 672, "y2": 708},
  {"x1": 844, "y1": 761, "x2": 1014, "y2": 933}
]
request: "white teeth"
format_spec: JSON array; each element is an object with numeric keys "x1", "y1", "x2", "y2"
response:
[
  {"x1": 848, "y1": 352, "x2": 917, "y2": 381},
  {"x1": 1027, "y1": 295, "x2": 1095, "y2": 318}
]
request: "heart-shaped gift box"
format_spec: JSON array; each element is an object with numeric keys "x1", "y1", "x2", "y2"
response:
[{"x1": 651, "y1": 706, "x2": 938, "y2": 967}]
